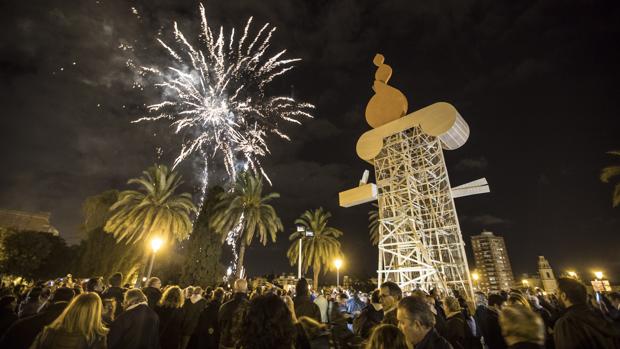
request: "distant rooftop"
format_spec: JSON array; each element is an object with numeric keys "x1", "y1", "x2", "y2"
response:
[{"x1": 0, "y1": 209, "x2": 59, "y2": 235}]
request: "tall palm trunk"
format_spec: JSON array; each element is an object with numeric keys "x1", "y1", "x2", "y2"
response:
[
  {"x1": 313, "y1": 264, "x2": 321, "y2": 290},
  {"x1": 236, "y1": 242, "x2": 246, "y2": 278}
]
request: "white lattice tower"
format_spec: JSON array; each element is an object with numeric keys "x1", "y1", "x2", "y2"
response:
[{"x1": 374, "y1": 126, "x2": 472, "y2": 296}]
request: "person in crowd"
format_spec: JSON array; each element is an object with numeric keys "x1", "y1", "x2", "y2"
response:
[
  {"x1": 0, "y1": 295, "x2": 17, "y2": 336},
  {"x1": 365, "y1": 323, "x2": 409, "y2": 349},
  {"x1": 499, "y1": 305, "x2": 545, "y2": 349},
  {"x1": 143, "y1": 277, "x2": 163, "y2": 308},
  {"x1": 181, "y1": 286, "x2": 208, "y2": 349},
  {"x1": 380, "y1": 282, "x2": 402, "y2": 326},
  {"x1": 443, "y1": 296, "x2": 468, "y2": 349},
  {"x1": 85, "y1": 277, "x2": 104, "y2": 295},
  {"x1": 108, "y1": 288, "x2": 160, "y2": 349},
  {"x1": 297, "y1": 316, "x2": 331, "y2": 349},
  {"x1": 30, "y1": 292, "x2": 108, "y2": 349},
  {"x1": 477, "y1": 294, "x2": 507, "y2": 349},
  {"x1": 506, "y1": 293, "x2": 531, "y2": 310},
  {"x1": 156, "y1": 285, "x2": 185, "y2": 349},
  {"x1": 527, "y1": 295, "x2": 553, "y2": 348},
  {"x1": 219, "y1": 279, "x2": 249, "y2": 349},
  {"x1": 101, "y1": 298, "x2": 116, "y2": 327},
  {"x1": 313, "y1": 290, "x2": 329, "y2": 323},
  {"x1": 0, "y1": 287, "x2": 75, "y2": 349},
  {"x1": 354, "y1": 289, "x2": 384, "y2": 339},
  {"x1": 189, "y1": 287, "x2": 225, "y2": 349},
  {"x1": 431, "y1": 288, "x2": 448, "y2": 323},
  {"x1": 553, "y1": 277, "x2": 620, "y2": 349},
  {"x1": 347, "y1": 291, "x2": 366, "y2": 316},
  {"x1": 397, "y1": 296, "x2": 452, "y2": 349},
  {"x1": 18, "y1": 287, "x2": 43, "y2": 318},
  {"x1": 294, "y1": 278, "x2": 321, "y2": 322},
  {"x1": 237, "y1": 293, "x2": 298, "y2": 349},
  {"x1": 101, "y1": 272, "x2": 125, "y2": 318},
  {"x1": 36, "y1": 287, "x2": 52, "y2": 313}
]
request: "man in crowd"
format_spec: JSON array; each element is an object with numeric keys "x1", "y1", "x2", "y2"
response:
[
  {"x1": 0, "y1": 287, "x2": 74, "y2": 349},
  {"x1": 108, "y1": 288, "x2": 160, "y2": 349},
  {"x1": 313, "y1": 289, "x2": 329, "y2": 323},
  {"x1": 380, "y1": 281, "x2": 402, "y2": 326},
  {"x1": 142, "y1": 277, "x2": 162, "y2": 308},
  {"x1": 101, "y1": 272, "x2": 125, "y2": 317},
  {"x1": 477, "y1": 293, "x2": 507, "y2": 349},
  {"x1": 218, "y1": 279, "x2": 249, "y2": 349},
  {"x1": 397, "y1": 296, "x2": 452, "y2": 349},
  {"x1": 553, "y1": 277, "x2": 620, "y2": 349}
]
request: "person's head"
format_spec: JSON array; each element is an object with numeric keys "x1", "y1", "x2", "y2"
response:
[
  {"x1": 296, "y1": 278, "x2": 310, "y2": 298},
  {"x1": 52, "y1": 287, "x2": 75, "y2": 303},
  {"x1": 192, "y1": 286, "x2": 203, "y2": 297},
  {"x1": 48, "y1": 292, "x2": 108, "y2": 344},
  {"x1": 146, "y1": 277, "x2": 161, "y2": 289},
  {"x1": 507, "y1": 292, "x2": 531, "y2": 309},
  {"x1": 475, "y1": 291, "x2": 488, "y2": 307},
  {"x1": 371, "y1": 289, "x2": 381, "y2": 305},
  {"x1": 212, "y1": 287, "x2": 225, "y2": 302},
  {"x1": 609, "y1": 292, "x2": 620, "y2": 309},
  {"x1": 108, "y1": 273, "x2": 123, "y2": 288},
  {"x1": 159, "y1": 286, "x2": 184, "y2": 308},
  {"x1": 123, "y1": 289, "x2": 147, "y2": 309},
  {"x1": 397, "y1": 296, "x2": 435, "y2": 346},
  {"x1": 380, "y1": 282, "x2": 402, "y2": 310},
  {"x1": 488, "y1": 294, "x2": 505, "y2": 310},
  {"x1": 337, "y1": 292, "x2": 348, "y2": 306},
  {"x1": 443, "y1": 296, "x2": 461, "y2": 315},
  {"x1": 233, "y1": 279, "x2": 248, "y2": 293},
  {"x1": 85, "y1": 277, "x2": 103, "y2": 293},
  {"x1": 366, "y1": 324, "x2": 409, "y2": 349},
  {"x1": 499, "y1": 305, "x2": 544, "y2": 346},
  {"x1": 557, "y1": 277, "x2": 587, "y2": 308},
  {"x1": 238, "y1": 293, "x2": 296, "y2": 349}
]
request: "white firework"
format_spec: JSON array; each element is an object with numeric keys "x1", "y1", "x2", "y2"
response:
[{"x1": 134, "y1": 3, "x2": 314, "y2": 183}]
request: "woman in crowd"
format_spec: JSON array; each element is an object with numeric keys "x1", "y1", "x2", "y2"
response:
[
  {"x1": 443, "y1": 296, "x2": 471, "y2": 349},
  {"x1": 365, "y1": 324, "x2": 408, "y2": 349},
  {"x1": 499, "y1": 305, "x2": 545, "y2": 349},
  {"x1": 30, "y1": 292, "x2": 108, "y2": 349},
  {"x1": 237, "y1": 293, "x2": 298, "y2": 349},
  {"x1": 155, "y1": 285, "x2": 185, "y2": 349},
  {"x1": 188, "y1": 287, "x2": 225, "y2": 349}
]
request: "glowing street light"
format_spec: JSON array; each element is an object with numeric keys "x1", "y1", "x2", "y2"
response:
[
  {"x1": 522, "y1": 279, "x2": 529, "y2": 287},
  {"x1": 594, "y1": 271, "x2": 604, "y2": 280},
  {"x1": 146, "y1": 237, "x2": 164, "y2": 281},
  {"x1": 334, "y1": 259, "x2": 343, "y2": 287},
  {"x1": 471, "y1": 272, "x2": 480, "y2": 290},
  {"x1": 567, "y1": 271, "x2": 577, "y2": 278}
]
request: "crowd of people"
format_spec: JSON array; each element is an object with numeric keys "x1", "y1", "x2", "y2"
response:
[{"x1": 0, "y1": 273, "x2": 619, "y2": 349}]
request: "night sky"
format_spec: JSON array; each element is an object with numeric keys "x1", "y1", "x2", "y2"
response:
[{"x1": 1, "y1": 0, "x2": 619, "y2": 283}]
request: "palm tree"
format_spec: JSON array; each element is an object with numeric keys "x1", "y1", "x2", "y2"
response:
[
  {"x1": 600, "y1": 150, "x2": 620, "y2": 207},
  {"x1": 104, "y1": 165, "x2": 197, "y2": 244},
  {"x1": 287, "y1": 208, "x2": 343, "y2": 288},
  {"x1": 368, "y1": 203, "x2": 380, "y2": 246},
  {"x1": 211, "y1": 172, "x2": 283, "y2": 278}
]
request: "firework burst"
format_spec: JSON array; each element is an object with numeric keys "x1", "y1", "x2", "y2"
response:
[{"x1": 134, "y1": 3, "x2": 314, "y2": 184}]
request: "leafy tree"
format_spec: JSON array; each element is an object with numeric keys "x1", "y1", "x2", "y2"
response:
[
  {"x1": 104, "y1": 165, "x2": 197, "y2": 244},
  {"x1": 0, "y1": 231, "x2": 74, "y2": 280},
  {"x1": 601, "y1": 150, "x2": 620, "y2": 207},
  {"x1": 211, "y1": 172, "x2": 283, "y2": 278},
  {"x1": 368, "y1": 203, "x2": 380, "y2": 246},
  {"x1": 76, "y1": 190, "x2": 143, "y2": 282},
  {"x1": 179, "y1": 186, "x2": 225, "y2": 286},
  {"x1": 287, "y1": 208, "x2": 343, "y2": 288}
]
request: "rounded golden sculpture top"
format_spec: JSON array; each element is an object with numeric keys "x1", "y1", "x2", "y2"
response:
[{"x1": 365, "y1": 54, "x2": 408, "y2": 128}]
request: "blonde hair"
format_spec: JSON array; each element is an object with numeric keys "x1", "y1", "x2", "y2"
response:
[
  {"x1": 159, "y1": 286, "x2": 184, "y2": 308},
  {"x1": 46, "y1": 292, "x2": 108, "y2": 344},
  {"x1": 507, "y1": 293, "x2": 531, "y2": 310},
  {"x1": 499, "y1": 305, "x2": 544, "y2": 345},
  {"x1": 443, "y1": 296, "x2": 461, "y2": 313},
  {"x1": 366, "y1": 324, "x2": 408, "y2": 349}
]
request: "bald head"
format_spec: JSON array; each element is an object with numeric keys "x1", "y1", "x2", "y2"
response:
[{"x1": 234, "y1": 279, "x2": 248, "y2": 293}]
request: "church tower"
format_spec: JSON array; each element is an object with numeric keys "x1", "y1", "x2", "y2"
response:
[{"x1": 538, "y1": 256, "x2": 558, "y2": 293}]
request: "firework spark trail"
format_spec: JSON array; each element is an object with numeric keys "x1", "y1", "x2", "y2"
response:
[{"x1": 133, "y1": 3, "x2": 314, "y2": 187}]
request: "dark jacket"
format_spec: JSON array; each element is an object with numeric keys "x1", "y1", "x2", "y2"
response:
[
  {"x1": 382, "y1": 307, "x2": 398, "y2": 326},
  {"x1": 353, "y1": 304, "x2": 384, "y2": 339},
  {"x1": 108, "y1": 303, "x2": 159, "y2": 349},
  {"x1": 0, "y1": 301, "x2": 69, "y2": 349},
  {"x1": 416, "y1": 328, "x2": 453, "y2": 349},
  {"x1": 445, "y1": 313, "x2": 468, "y2": 349},
  {"x1": 101, "y1": 287, "x2": 125, "y2": 318},
  {"x1": 553, "y1": 303, "x2": 620, "y2": 349},
  {"x1": 182, "y1": 298, "x2": 208, "y2": 337},
  {"x1": 294, "y1": 295, "x2": 322, "y2": 322},
  {"x1": 0, "y1": 308, "x2": 17, "y2": 337},
  {"x1": 142, "y1": 287, "x2": 162, "y2": 309},
  {"x1": 30, "y1": 328, "x2": 106, "y2": 349},
  {"x1": 188, "y1": 299, "x2": 222, "y2": 349},
  {"x1": 218, "y1": 293, "x2": 248, "y2": 348},
  {"x1": 155, "y1": 306, "x2": 184, "y2": 349},
  {"x1": 475, "y1": 306, "x2": 506, "y2": 349}
]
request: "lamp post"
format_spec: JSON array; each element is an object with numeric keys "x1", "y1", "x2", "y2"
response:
[
  {"x1": 594, "y1": 271, "x2": 604, "y2": 280},
  {"x1": 296, "y1": 226, "x2": 313, "y2": 280},
  {"x1": 146, "y1": 237, "x2": 163, "y2": 281},
  {"x1": 334, "y1": 259, "x2": 343, "y2": 287},
  {"x1": 472, "y1": 272, "x2": 479, "y2": 290}
]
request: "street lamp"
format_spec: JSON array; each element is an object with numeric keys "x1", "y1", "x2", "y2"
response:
[
  {"x1": 146, "y1": 237, "x2": 163, "y2": 281},
  {"x1": 334, "y1": 259, "x2": 343, "y2": 287},
  {"x1": 594, "y1": 271, "x2": 604, "y2": 280},
  {"x1": 522, "y1": 279, "x2": 529, "y2": 287},
  {"x1": 296, "y1": 226, "x2": 314, "y2": 279},
  {"x1": 567, "y1": 271, "x2": 577, "y2": 278},
  {"x1": 471, "y1": 272, "x2": 479, "y2": 290}
]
